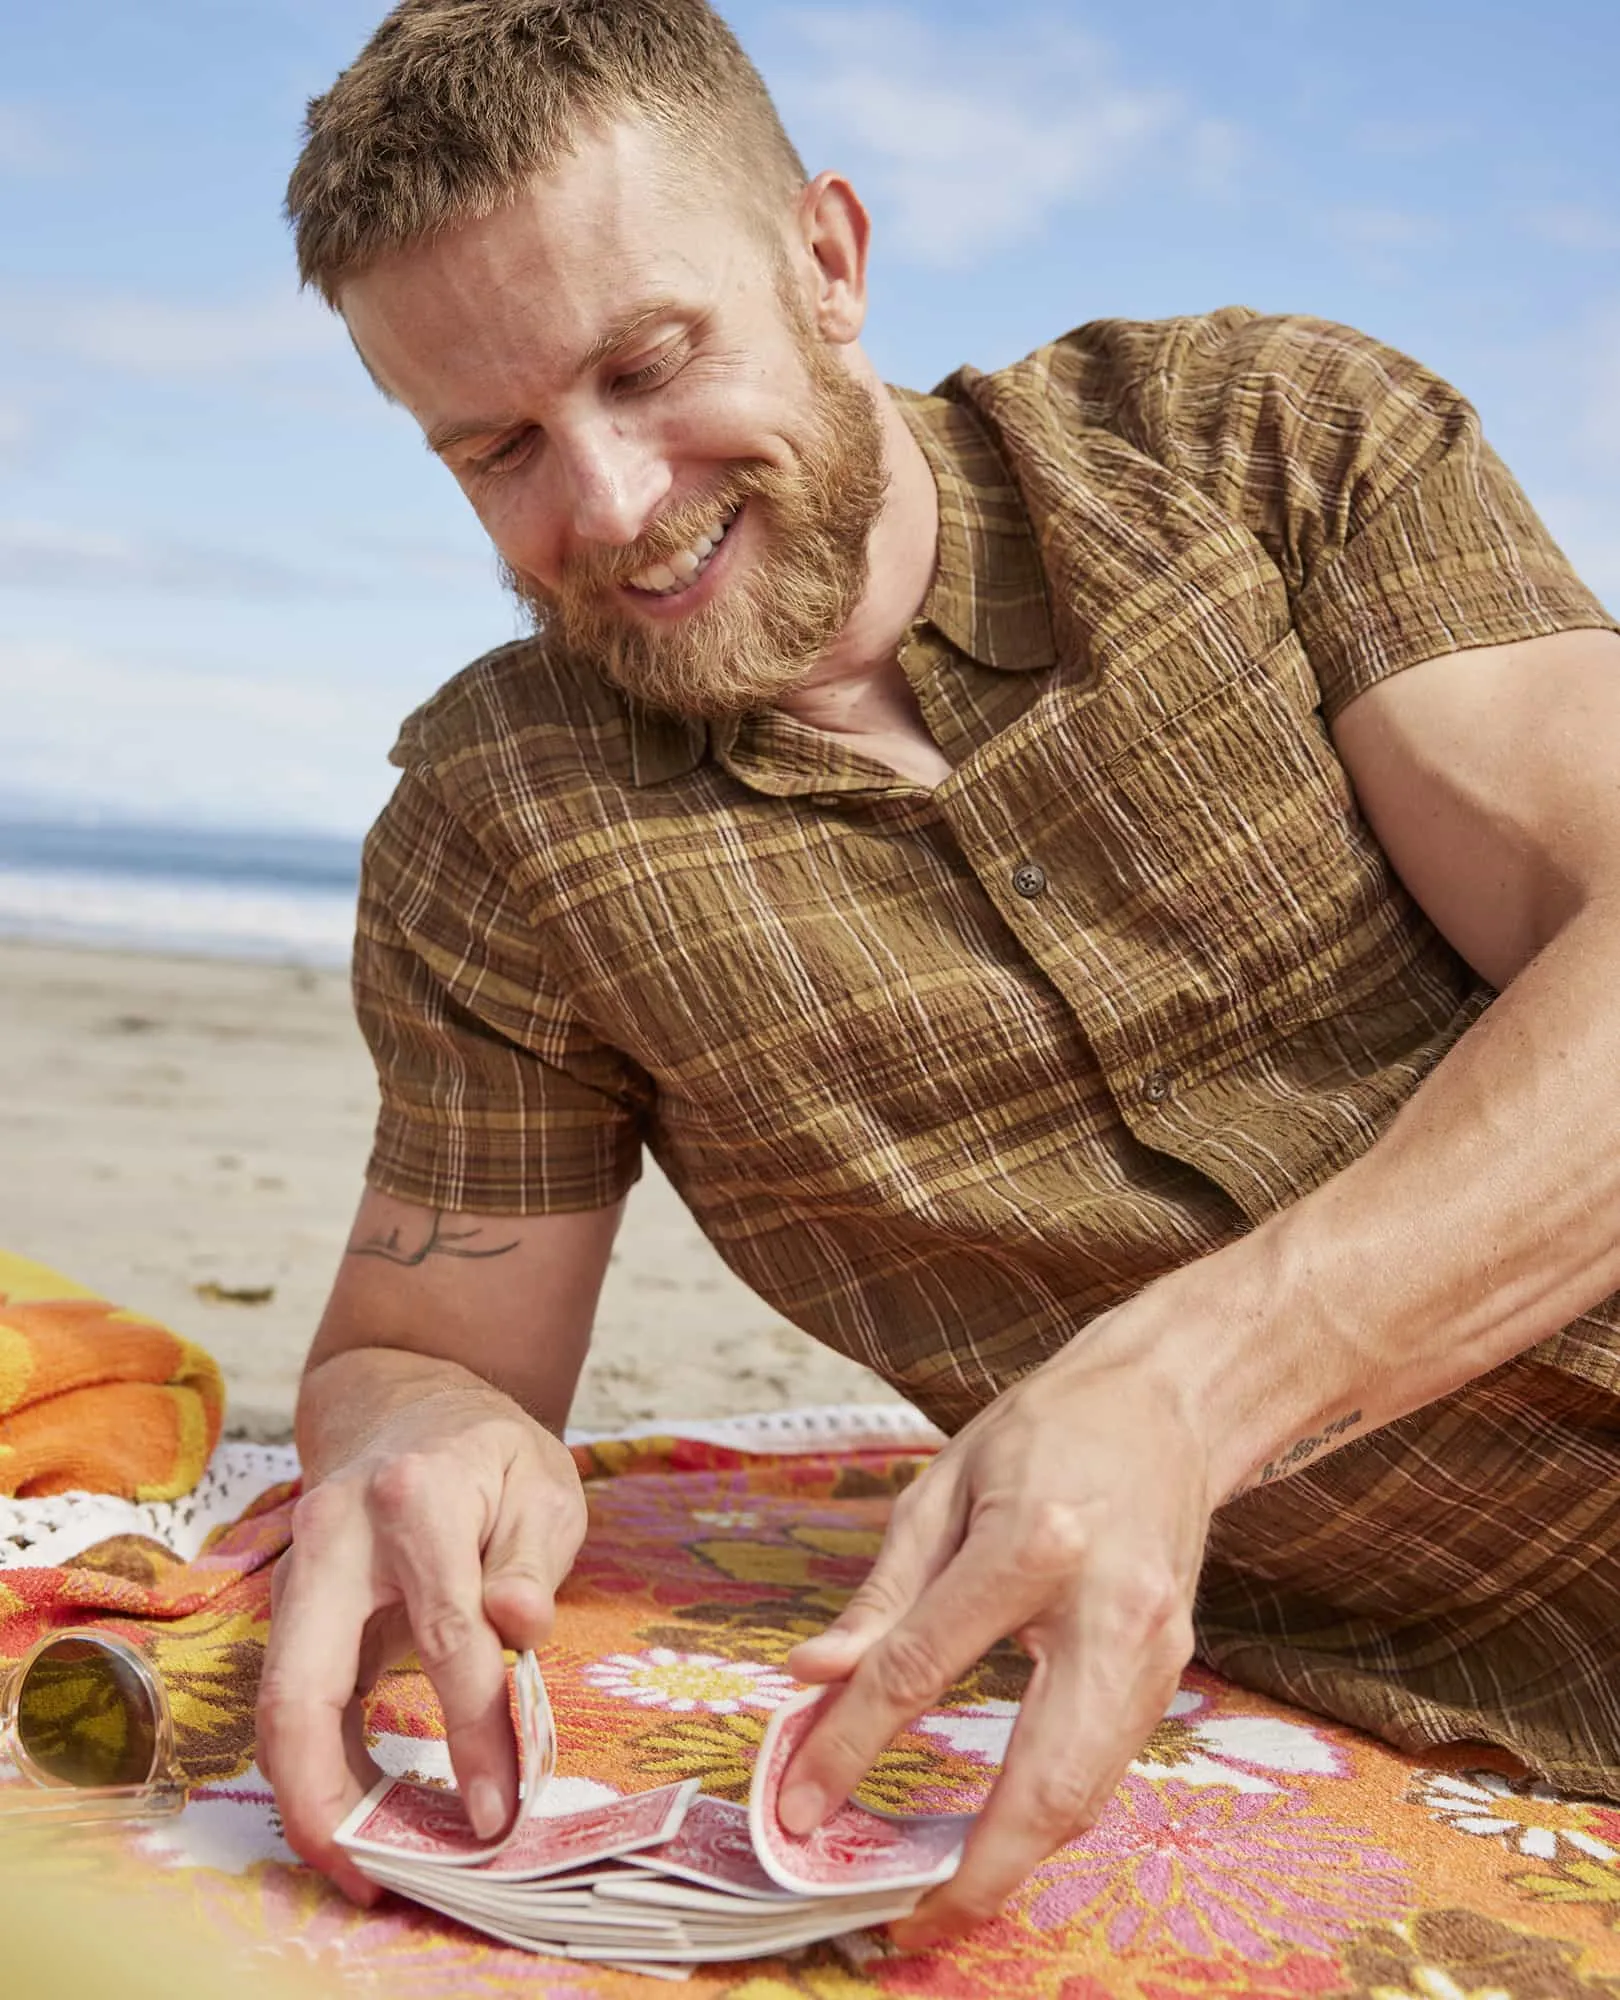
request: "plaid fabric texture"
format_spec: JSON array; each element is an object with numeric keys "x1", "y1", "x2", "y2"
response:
[
  {"x1": 1200, "y1": 1355, "x2": 1620, "y2": 1796},
  {"x1": 355, "y1": 307, "x2": 1619, "y2": 1784}
]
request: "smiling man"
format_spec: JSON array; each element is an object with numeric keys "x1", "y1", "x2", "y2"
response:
[{"x1": 258, "y1": 0, "x2": 1620, "y2": 1949}]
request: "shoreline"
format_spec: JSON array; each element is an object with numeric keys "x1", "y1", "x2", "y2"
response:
[{"x1": 0, "y1": 938, "x2": 901, "y2": 1441}]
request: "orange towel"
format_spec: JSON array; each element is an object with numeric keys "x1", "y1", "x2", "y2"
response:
[{"x1": 0, "y1": 1252, "x2": 224, "y2": 1500}]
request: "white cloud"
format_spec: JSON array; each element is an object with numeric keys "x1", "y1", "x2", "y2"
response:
[
  {"x1": 0, "y1": 104, "x2": 66, "y2": 176},
  {"x1": 1325, "y1": 206, "x2": 1448, "y2": 284},
  {"x1": 0, "y1": 519, "x2": 503, "y2": 603},
  {"x1": 0, "y1": 520, "x2": 341, "y2": 599},
  {"x1": 775, "y1": 9, "x2": 1194, "y2": 265},
  {"x1": 0, "y1": 637, "x2": 402, "y2": 833},
  {"x1": 0, "y1": 401, "x2": 31, "y2": 467},
  {"x1": 0, "y1": 289, "x2": 344, "y2": 382},
  {"x1": 1350, "y1": 116, "x2": 1471, "y2": 160},
  {"x1": 1518, "y1": 204, "x2": 1620, "y2": 255},
  {"x1": 1185, "y1": 118, "x2": 1247, "y2": 205},
  {"x1": 1541, "y1": 300, "x2": 1620, "y2": 469},
  {"x1": 1330, "y1": 208, "x2": 1448, "y2": 251}
]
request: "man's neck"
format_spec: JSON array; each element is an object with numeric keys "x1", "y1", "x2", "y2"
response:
[{"x1": 771, "y1": 386, "x2": 939, "y2": 738}]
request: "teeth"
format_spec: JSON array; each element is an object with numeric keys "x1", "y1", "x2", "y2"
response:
[{"x1": 627, "y1": 508, "x2": 736, "y2": 596}]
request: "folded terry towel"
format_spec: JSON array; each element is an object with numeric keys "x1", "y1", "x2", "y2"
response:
[{"x1": 0, "y1": 1252, "x2": 224, "y2": 1500}]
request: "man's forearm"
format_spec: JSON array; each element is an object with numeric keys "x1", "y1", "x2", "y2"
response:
[{"x1": 1114, "y1": 893, "x2": 1620, "y2": 1501}]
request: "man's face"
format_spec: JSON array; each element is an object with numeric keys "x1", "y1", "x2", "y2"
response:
[{"x1": 341, "y1": 121, "x2": 889, "y2": 719}]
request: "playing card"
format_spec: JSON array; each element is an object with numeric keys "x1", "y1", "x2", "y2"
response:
[
  {"x1": 591, "y1": 1961, "x2": 693, "y2": 1983},
  {"x1": 621, "y1": 1793, "x2": 800, "y2": 1900},
  {"x1": 514, "y1": 1649, "x2": 557, "y2": 1797},
  {"x1": 337, "y1": 1648, "x2": 556, "y2": 1867},
  {"x1": 558, "y1": 1900, "x2": 925, "y2": 1964},
  {"x1": 363, "y1": 1873, "x2": 683, "y2": 1943},
  {"x1": 748, "y1": 1686, "x2": 972, "y2": 1896},
  {"x1": 343, "y1": 1649, "x2": 976, "y2": 1968},
  {"x1": 342, "y1": 1775, "x2": 698, "y2": 1882}
]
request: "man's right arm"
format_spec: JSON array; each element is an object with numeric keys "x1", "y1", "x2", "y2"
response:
[{"x1": 256, "y1": 1185, "x2": 624, "y2": 1900}]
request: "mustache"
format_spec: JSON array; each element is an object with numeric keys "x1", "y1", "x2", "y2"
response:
[{"x1": 554, "y1": 472, "x2": 768, "y2": 596}]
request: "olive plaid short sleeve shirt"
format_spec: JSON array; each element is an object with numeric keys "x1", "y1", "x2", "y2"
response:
[{"x1": 354, "y1": 307, "x2": 1618, "y2": 1436}]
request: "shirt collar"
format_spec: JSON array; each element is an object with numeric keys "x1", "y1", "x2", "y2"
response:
[
  {"x1": 894, "y1": 386, "x2": 1056, "y2": 675},
  {"x1": 623, "y1": 380, "x2": 1055, "y2": 788}
]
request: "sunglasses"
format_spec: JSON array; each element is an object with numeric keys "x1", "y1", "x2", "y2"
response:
[{"x1": 0, "y1": 1630, "x2": 185, "y2": 1823}]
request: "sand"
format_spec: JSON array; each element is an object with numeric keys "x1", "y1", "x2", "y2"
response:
[{"x1": 0, "y1": 939, "x2": 903, "y2": 1441}]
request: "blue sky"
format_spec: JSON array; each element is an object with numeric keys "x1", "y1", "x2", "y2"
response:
[{"x1": 4, "y1": 0, "x2": 1616, "y2": 835}]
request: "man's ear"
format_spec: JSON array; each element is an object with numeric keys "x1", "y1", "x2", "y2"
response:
[{"x1": 796, "y1": 171, "x2": 872, "y2": 344}]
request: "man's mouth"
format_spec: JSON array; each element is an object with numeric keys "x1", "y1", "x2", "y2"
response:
[{"x1": 623, "y1": 505, "x2": 741, "y2": 598}]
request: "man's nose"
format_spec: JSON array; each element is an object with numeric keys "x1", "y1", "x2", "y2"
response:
[{"x1": 555, "y1": 418, "x2": 671, "y2": 547}]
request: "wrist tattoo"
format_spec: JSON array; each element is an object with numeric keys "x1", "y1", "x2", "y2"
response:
[
  {"x1": 346, "y1": 1210, "x2": 521, "y2": 1267},
  {"x1": 1232, "y1": 1410, "x2": 1364, "y2": 1499}
]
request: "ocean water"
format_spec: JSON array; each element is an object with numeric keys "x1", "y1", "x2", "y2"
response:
[{"x1": 0, "y1": 819, "x2": 363, "y2": 967}]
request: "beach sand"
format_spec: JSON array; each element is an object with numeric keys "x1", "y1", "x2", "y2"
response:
[{"x1": 0, "y1": 939, "x2": 903, "y2": 1441}]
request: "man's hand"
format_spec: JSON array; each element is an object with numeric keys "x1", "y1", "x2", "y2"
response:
[
  {"x1": 257, "y1": 1366, "x2": 586, "y2": 1901},
  {"x1": 255, "y1": 1188, "x2": 623, "y2": 1902},
  {"x1": 780, "y1": 1331, "x2": 1212, "y2": 1950}
]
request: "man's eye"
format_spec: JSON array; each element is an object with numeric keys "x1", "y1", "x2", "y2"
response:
[
  {"x1": 475, "y1": 430, "x2": 534, "y2": 473},
  {"x1": 616, "y1": 345, "x2": 686, "y2": 394}
]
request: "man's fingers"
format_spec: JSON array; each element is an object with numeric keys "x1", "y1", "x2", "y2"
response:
[
  {"x1": 373, "y1": 1462, "x2": 517, "y2": 1842},
  {"x1": 787, "y1": 1470, "x2": 961, "y2": 1683},
  {"x1": 481, "y1": 1472, "x2": 583, "y2": 1653},
  {"x1": 256, "y1": 1496, "x2": 384, "y2": 1903},
  {"x1": 893, "y1": 1582, "x2": 1192, "y2": 1948},
  {"x1": 777, "y1": 1530, "x2": 1022, "y2": 1835}
]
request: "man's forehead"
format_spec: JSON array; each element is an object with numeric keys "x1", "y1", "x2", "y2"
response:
[
  {"x1": 362, "y1": 121, "x2": 725, "y2": 286},
  {"x1": 341, "y1": 135, "x2": 753, "y2": 411}
]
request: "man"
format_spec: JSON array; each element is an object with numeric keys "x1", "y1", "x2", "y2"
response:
[{"x1": 258, "y1": 0, "x2": 1620, "y2": 1951}]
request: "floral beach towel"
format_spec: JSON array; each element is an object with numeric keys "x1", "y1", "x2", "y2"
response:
[{"x1": 3, "y1": 1411, "x2": 1620, "y2": 1998}]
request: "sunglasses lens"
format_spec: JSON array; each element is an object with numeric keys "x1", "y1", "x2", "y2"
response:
[{"x1": 15, "y1": 1638, "x2": 160, "y2": 1789}]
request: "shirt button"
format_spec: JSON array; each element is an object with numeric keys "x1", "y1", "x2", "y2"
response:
[
  {"x1": 1012, "y1": 863, "x2": 1047, "y2": 899},
  {"x1": 1141, "y1": 1069, "x2": 1173, "y2": 1104}
]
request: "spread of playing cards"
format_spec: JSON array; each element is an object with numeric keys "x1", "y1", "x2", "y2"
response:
[{"x1": 334, "y1": 1652, "x2": 975, "y2": 1970}]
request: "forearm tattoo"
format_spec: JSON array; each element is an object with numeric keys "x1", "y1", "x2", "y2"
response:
[
  {"x1": 1231, "y1": 1410, "x2": 1364, "y2": 1499},
  {"x1": 346, "y1": 1210, "x2": 521, "y2": 1267}
]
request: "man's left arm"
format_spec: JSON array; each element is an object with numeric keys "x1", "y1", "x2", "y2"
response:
[
  {"x1": 777, "y1": 623, "x2": 1620, "y2": 1946},
  {"x1": 1205, "y1": 622, "x2": 1620, "y2": 1492}
]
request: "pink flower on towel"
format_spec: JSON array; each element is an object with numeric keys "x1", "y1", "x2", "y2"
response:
[{"x1": 1022, "y1": 1777, "x2": 1408, "y2": 1962}]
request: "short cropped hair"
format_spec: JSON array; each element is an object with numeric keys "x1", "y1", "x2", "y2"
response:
[{"x1": 287, "y1": 0, "x2": 808, "y2": 304}]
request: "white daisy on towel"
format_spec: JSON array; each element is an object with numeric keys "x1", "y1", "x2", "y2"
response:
[
  {"x1": 916, "y1": 1684, "x2": 1345, "y2": 1795},
  {"x1": 1412, "y1": 1768, "x2": 1617, "y2": 1861}
]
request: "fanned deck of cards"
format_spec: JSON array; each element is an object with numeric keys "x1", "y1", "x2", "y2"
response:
[{"x1": 335, "y1": 1653, "x2": 973, "y2": 1970}]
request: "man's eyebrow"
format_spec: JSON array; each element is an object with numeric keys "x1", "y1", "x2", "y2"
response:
[
  {"x1": 578, "y1": 296, "x2": 693, "y2": 373},
  {"x1": 425, "y1": 299, "x2": 694, "y2": 457}
]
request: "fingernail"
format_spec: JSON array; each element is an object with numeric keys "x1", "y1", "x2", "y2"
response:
[
  {"x1": 467, "y1": 1777, "x2": 506, "y2": 1840},
  {"x1": 776, "y1": 1781, "x2": 825, "y2": 1835}
]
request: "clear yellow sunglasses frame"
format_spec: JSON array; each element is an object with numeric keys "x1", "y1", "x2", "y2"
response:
[{"x1": 0, "y1": 1629, "x2": 185, "y2": 1823}]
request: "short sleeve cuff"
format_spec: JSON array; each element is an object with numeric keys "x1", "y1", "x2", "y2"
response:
[
  {"x1": 365, "y1": 1100, "x2": 643, "y2": 1216},
  {"x1": 1295, "y1": 439, "x2": 1619, "y2": 720}
]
